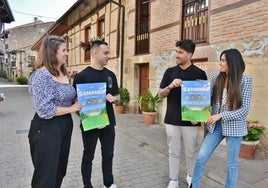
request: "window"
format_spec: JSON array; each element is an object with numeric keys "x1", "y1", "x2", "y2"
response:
[
  {"x1": 0, "y1": 56, "x2": 4, "y2": 64},
  {"x1": 98, "y1": 18, "x2": 105, "y2": 38},
  {"x1": 28, "y1": 56, "x2": 35, "y2": 67},
  {"x1": 135, "y1": 0, "x2": 150, "y2": 54},
  {"x1": 182, "y1": 0, "x2": 208, "y2": 43},
  {"x1": 10, "y1": 53, "x2": 16, "y2": 61},
  {"x1": 11, "y1": 61, "x2": 16, "y2": 67},
  {"x1": 84, "y1": 26, "x2": 91, "y2": 61}
]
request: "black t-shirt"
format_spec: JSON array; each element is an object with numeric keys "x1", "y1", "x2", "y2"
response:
[
  {"x1": 73, "y1": 66, "x2": 119, "y2": 127},
  {"x1": 159, "y1": 64, "x2": 207, "y2": 126}
]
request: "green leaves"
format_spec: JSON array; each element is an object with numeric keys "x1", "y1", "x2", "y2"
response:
[
  {"x1": 117, "y1": 87, "x2": 130, "y2": 106},
  {"x1": 138, "y1": 89, "x2": 161, "y2": 112},
  {"x1": 243, "y1": 122, "x2": 266, "y2": 141}
]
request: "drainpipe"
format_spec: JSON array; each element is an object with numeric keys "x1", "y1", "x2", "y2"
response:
[{"x1": 110, "y1": 0, "x2": 125, "y2": 88}]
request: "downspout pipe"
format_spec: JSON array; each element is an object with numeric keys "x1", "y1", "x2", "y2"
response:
[{"x1": 110, "y1": 0, "x2": 125, "y2": 88}]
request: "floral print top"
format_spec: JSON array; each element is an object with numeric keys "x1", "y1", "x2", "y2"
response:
[{"x1": 28, "y1": 68, "x2": 76, "y2": 119}]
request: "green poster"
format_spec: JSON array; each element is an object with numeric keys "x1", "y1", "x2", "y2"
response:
[
  {"x1": 77, "y1": 82, "x2": 110, "y2": 131},
  {"x1": 181, "y1": 80, "x2": 211, "y2": 122}
]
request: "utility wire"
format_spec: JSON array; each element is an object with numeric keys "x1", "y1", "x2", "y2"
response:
[{"x1": 12, "y1": 9, "x2": 57, "y2": 20}]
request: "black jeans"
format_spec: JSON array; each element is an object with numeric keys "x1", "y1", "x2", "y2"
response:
[
  {"x1": 81, "y1": 125, "x2": 115, "y2": 188},
  {"x1": 28, "y1": 113, "x2": 73, "y2": 188}
]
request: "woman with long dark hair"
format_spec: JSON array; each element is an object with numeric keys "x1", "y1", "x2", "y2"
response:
[{"x1": 191, "y1": 49, "x2": 252, "y2": 188}]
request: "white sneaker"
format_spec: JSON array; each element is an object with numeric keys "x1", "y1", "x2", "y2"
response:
[
  {"x1": 104, "y1": 184, "x2": 117, "y2": 188},
  {"x1": 186, "y1": 174, "x2": 192, "y2": 188},
  {"x1": 167, "y1": 180, "x2": 178, "y2": 188}
]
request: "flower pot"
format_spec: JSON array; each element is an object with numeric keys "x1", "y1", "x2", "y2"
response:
[
  {"x1": 142, "y1": 111, "x2": 157, "y2": 125},
  {"x1": 115, "y1": 105, "x2": 126, "y2": 114},
  {"x1": 239, "y1": 140, "x2": 259, "y2": 159}
]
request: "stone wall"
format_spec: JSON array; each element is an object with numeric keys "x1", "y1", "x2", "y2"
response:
[
  {"x1": 210, "y1": 36, "x2": 268, "y2": 125},
  {"x1": 152, "y1": 36, "x2": 268, "y2": 126}
]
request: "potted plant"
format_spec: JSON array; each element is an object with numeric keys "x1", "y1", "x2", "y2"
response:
[
  {"x1": 239, "y1": 119, "x2": 266, "y2": 159},
  {"x1": 79, "y1": 40, "x2": 92, "y2": 50},
  {"x1": 137, "y1": 89, "x2": 162, "y2": 125},
  {"x1": 115, "y1": 87, "x2": 130, "y2": 114},
  {"x1": 80, "y1": 36, "x2": 105, "y2": 50}
]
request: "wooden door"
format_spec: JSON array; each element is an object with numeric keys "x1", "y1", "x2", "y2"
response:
[{"x1": 139, "y1": 63, "x2": 149, "y2": 96}]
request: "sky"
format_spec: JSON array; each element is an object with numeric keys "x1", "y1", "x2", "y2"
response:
[{"x1": 5, "y1": 0, "x2": 78, "y2": 29}]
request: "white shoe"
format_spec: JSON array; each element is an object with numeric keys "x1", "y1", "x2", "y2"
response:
[
  {"x1": 104, "y1": 184, "x2": 117, "y2": 188},
  {"x1": 186, "y1": 174, "x2": 192, "y2": 188},
  {"x1": 167, "y1": 180, "x2": 178, "y2": 188}
]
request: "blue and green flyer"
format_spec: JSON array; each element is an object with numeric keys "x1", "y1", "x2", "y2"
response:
[
  {"x1": 181, "y1": 80, "x2": 211, "y2": 122},
  {"x1": 77, "y1": 82, "x2": 109, "y2": 131}
]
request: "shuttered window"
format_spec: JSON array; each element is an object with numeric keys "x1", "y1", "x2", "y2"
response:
[
  {"x1": 84, "y1": 26, "x2": 91, "y2": 61},
  {"x1": 182, "y1": 0, "x2": 208, "y2": 43},
  {"x1": 135, "y1": 0, "x2": 150, "y2": 54}
]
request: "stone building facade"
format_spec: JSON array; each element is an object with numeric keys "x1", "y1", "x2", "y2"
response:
[
  {"x1": 0, "y1": 0, "x2": 14, "y2": 73},
  {"x1": 2, "y1": 18, "x2": 53, "y2": 81},
  {"x1": 32, "y1": 0, "x2": 268, "y2": 125},
  {"x1": 122, "y1": 0, "x2": 268, "y2": 124}
]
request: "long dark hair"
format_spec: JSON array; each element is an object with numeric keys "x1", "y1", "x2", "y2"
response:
[
  {"x1": 212, "y1": 49, "x2": 245, "y2": 110},
  {"x1": 35, "y1": 35, "x2": 67, "y2": 76}
]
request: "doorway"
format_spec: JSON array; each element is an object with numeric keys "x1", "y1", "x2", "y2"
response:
[
  {"x1": 133, "y1": 63, "x2": 149, "y2": 114},
  {"x1": 139, "y1": 63, "x2": 149, "y2": 96}
]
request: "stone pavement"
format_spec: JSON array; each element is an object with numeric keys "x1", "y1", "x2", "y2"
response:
[
  {"x1": 0, "y1": 78, "x2": 268, "y2": 188},
  {"x1": 116, "y1": 114, "x2": 268, "y2": 188}
]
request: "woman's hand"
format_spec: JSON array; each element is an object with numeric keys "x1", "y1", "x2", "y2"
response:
[
  {"x1": 207, "y1": 113, "x2": 222, "y2": 124},
  {"x1": 70, "y1": 101, "x2": 82, "y2": 113}
]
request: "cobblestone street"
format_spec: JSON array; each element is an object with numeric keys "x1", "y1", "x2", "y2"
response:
[{"x1": 1, "y1": 80, "x2": 268, "y2": 188}]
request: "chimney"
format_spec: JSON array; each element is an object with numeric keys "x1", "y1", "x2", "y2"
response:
[{"x1": 34, "y1": 17, "x2": 38, "y2": 23}]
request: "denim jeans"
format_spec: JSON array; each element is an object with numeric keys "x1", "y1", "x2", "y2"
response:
[{"x1": 192, "y1": 121, "x2": 242, "y2": 188}]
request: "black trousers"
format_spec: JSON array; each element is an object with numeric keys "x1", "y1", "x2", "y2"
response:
[
  {"x1": 28, "y1": 113, "x2": 73, "y2": 188},
  {"x1": 81, "y1": 125, "x2": 115, "y2": 188}
]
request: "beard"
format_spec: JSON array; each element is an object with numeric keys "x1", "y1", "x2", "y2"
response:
[{"x1": 176, "y1": 59, "x2": 184, "y2": 65}]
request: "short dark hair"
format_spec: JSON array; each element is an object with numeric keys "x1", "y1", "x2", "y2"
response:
[
  {"x1": 90, "y1": 40, "x2": 108, "y2": 53},
  {"x1": 175, "y1": 39, "x2": 196, "y2": 54},
  {"x1": 91, "y1": 40, "x2": 108, "y2": 48}
]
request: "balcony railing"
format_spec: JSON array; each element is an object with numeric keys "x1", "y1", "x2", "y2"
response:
[{"x1": 135, "y1": 20, "x2": 149, "y2": 54}]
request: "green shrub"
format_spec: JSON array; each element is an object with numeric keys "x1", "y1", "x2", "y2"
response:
[
  {"x1": 16, "y1": 76, "x2": 28, "y2": 85},
  {"x1": 0, "y1": 70, "x2": 7, "y2": 78},
  {"x1": 117, "y1": 87, "x2": 130, "y2": 106}
]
